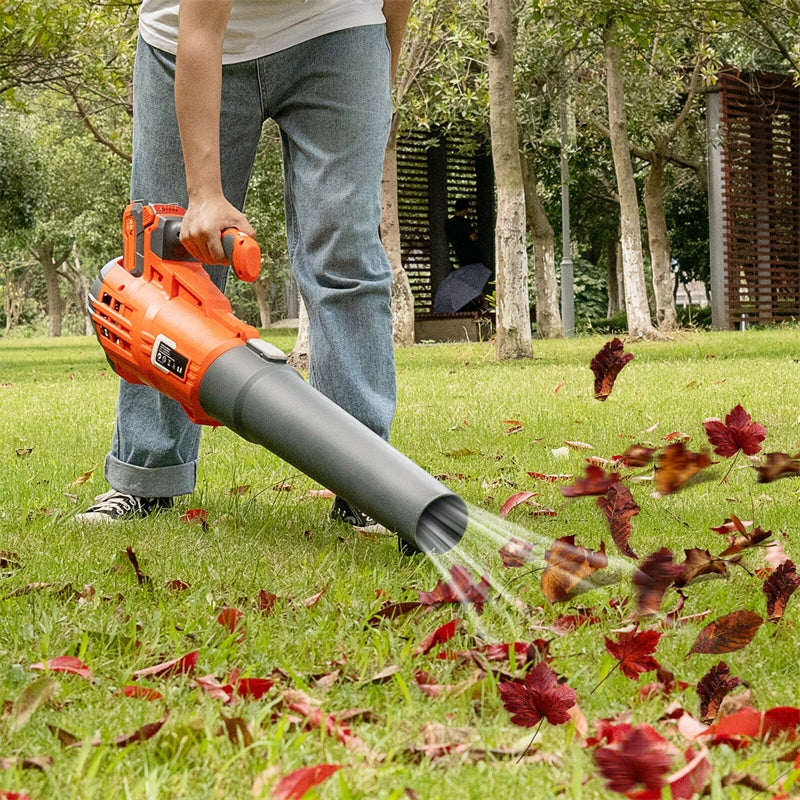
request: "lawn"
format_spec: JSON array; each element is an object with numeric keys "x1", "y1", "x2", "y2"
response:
[{"x1": 0, "y1": 327, "x2": 798, "y2": 799}]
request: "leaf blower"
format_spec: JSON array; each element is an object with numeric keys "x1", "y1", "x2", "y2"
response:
[{"x1": 88, "y1": 201, "x2": 468, "y2": 554}]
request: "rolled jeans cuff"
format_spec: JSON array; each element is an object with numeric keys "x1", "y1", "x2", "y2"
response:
[{"x1": 104, "y1": 453, "x2": 197, "y2": 498}]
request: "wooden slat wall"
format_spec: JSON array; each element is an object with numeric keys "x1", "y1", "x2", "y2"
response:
[
  {"x1": 396, "y1": 132, "x2": 484, "y2": 313},
  {"x1": 719, "y1": 70, "x2": 800, "y2": 326}
]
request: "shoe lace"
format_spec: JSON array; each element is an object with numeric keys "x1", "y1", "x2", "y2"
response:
[{"x1": 88, "y1": 491, "x2": 140, "y2": 514}]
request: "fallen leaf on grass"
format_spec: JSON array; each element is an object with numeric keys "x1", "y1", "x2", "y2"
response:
[
  {"x1": 29, "y1": 656, "x2": 92, "y2": 680},
  {"x1": 685, "y1": 610, "x2": 763, "y2": 659},
  {"x1": 597, "y1": 483, "x2": 639, "y2": 559},
  {"x1": 541, "y1": 535, "x2": 608, "y2": 604},
  {"x1": 604, "y1": 628, "x2": 662, "y2": 681},
  {"x1": 270, "y1": 764, "x2": 343, "y2": 800},
  {"x1": 413, "y1": 619, "x2": 459, "y2": 657},
  {"x1": 418, "y1": 565, "x2": 491, "y2": 614},
  {"x1": 696, "y1": 662, "x2": 741, "y2": 723},
  {"x1": 498, "y1": 662, "x2": 577, "y2": 727},
  {"x1": 9, "y1": 677, "x2": 59, "y2": 735},
  {"x1": 763, "y1": 560, "x2": 800, "y2": 622},
  {"x1": 590, "y1": 337, "x2": 633, "y2": 401},
  {"x1": 703, "y1": 404, "x2": 767, "y2": 457},
  {"x1": 499, "y1": 491, "x2": 537, "y2": 518},
  {"x1": 217, "y1": 607, "x2": 244, "y2": 633},
  {"x1": 132, "y1": 651, "x2": 198, "y2": 679},
  {"x1": 281, "y1": 690, "x2": 369, "y2": 753},
  {"x1": 117, "y1": 685, "x2": 164, "y2": 702},
  {"x1": 654, "y1": 443, "x2": 714, "y2": 495},
  {"x1": 700, "y1": 705, "x2": 800, "y2": 748}
]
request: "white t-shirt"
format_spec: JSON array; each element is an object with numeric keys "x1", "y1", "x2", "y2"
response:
[{"x1": 139, "y1": 0, "x2": 386, "y2": 64}]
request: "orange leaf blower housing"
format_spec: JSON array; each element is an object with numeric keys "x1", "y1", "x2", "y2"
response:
[
  {"x1": 88, "y1": 202, "x2": 468, "y2": 555},
  {"x1": 90, "y1": 201, "x2": 263, "y2": 425}
]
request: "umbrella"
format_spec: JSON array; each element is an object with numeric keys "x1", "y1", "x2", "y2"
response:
[{"x1": 433, "y1": 263, "x2": 491, "y2": 313}]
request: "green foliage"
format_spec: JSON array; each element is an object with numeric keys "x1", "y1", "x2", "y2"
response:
[{"x1": 0, "y1": 110, "x2": 39, "y2": 232}]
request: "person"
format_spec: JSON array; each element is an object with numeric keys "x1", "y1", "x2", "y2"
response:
[
  {"x1": 77, "y1": 0, "x2": 412, "y2": 530},
  {"x1": 444, "y1": 197, "x2": 484, "y2": 268}
]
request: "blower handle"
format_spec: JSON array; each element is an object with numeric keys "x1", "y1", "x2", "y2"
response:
[{"x1": 222, "y1": 228, "x2": 261, "y2": 283}]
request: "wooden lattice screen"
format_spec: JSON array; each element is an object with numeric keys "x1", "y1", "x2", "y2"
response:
[
  {"x1": 396, "y1": 132, "x2": 494, "y2": 313},
  {"x1": 718, "y1": 70, "x2": 800, "y2": 326}
]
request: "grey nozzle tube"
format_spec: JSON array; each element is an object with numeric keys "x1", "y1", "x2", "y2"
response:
[{"x1": 198, "y1": 341, "x2": 467, "y2": 554}]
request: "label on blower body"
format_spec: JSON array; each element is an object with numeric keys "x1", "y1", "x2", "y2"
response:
[{"x1": 152, "y1": 334, "x2": 189, "y2": 380}]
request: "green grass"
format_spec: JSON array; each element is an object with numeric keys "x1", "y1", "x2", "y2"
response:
[{"x1": 0, "y1": 327, "x2": 799, "y2": 799}]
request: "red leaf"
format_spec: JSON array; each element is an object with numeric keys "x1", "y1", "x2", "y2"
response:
[
  {"x1": 763, "y1": 560, "x2": 800, "y2": 622},
  {"x1": 235, "y1": 677, "x2": 275, "y2": 700},
  {"x1": 696, "y1": 662, "x2": 741, "y2": 723},
  {"x1": 561, "y1": 464, "x2": 620, "y2": 497},
  {"x1": 413, "y1": 619, "x2": 459, "y2": 657},
  {"x1": 627, "y1": 746, "x2": 712, "y2": 800},
  {"x1": 605, "y1": 628, "x2": 662, "y2": 681},
  {"x1": 180, "y1": 508, "x2": 209, "y2": 525},
  {"x1": 654, "y1": 442, "x2": 714, "y2": 495},
  {"x1": 499, "y1": 491, "x2": 538, "y2": 518},
  {"x1": 498, "y1": 662, "x2": 577, "y2": 727},
  {"x1": 597, "y1": 483, "x2": 639, "y2": 558},
  {"x1": 217, "y1": 607, "x2": 244, "y2": 632},
  {"x1": 113, "y1": 707, "x2": 169, "y2": 747},
  {"x1": 541, "y1": 535, "x2": 608, "y2": 604},
  {"x1": 590, "y1": 337, "x2": 633, "y2": 401},
  {"x1": 132, "y1": 650, "x2": 198, "y2": 679},
  {"x1": 270, "y1": 764, "x2": 343, "y2": 800},
  {"x1": 117, "y1": 685, "x2": 164, "y2": 702},
  {"x1": 703, "y1": 404, "x2": 766, "y2": 457},
  {"x1": 256, "y1": 589, "x2": 278, "y2": 615},
  {"x1": 685, "y1": 610, "x2": 763, "y2": 659},
  {"x1": 29, "y1": 656, "x2": 92, "y2": 680},
  {"x1": 418, "y1": 565, "x2": 491, "y2": 614},
  {"x1": 593, "y1": 724, "x2": 673, "y2": 793},
  {"x1": 633, "y1": 549, "x2": 683, "y2": 617},
  {"x1": 701, "y1": 706, "x2": 800, "y2": 747}
]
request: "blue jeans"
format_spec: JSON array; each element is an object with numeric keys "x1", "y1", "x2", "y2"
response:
[{"x1": 106, "y1": 27, "x2": 395, "y2": 498}]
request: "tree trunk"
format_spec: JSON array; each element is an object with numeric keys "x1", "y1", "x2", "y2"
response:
[
  {"x1": 521, "y1": 154, "x2": 562, "y2": 338},
  {"x1": 381, "y1": 113, "x2": 415, "y2": 346},
  {"x1": 2, "y1": 264, "x2": 31, "y2": 334},
  {"x1": 606, "y1": 239, "x2": 622, "y2": 316},
  {"x1": 603, "y1": 16, "x2": 661, "y2": 340},
  {"x1": 252, "y1": 276, "x2": 271, "y2": 329},
  {"x1": 642, "y1": 152, "x2": 677, "y2": 330},
  {"x1": 288, "y1": 293, "x2": 309, "y2": 372},
  {"x1": 488, "y1": 0, "x2": 532, "y2": 360},
  {"x1": 36, "y1": 244, "x2": 63, "y2": 337}
]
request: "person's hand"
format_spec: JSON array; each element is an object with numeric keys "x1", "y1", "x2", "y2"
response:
[{"x1": 179, "y1": 196, "x2": 256, "y2": 265}]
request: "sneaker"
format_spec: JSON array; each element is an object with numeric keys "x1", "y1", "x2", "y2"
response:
[
  {"x1": 330, "y1": 496, "x2": 385, "y2": 534},
  {"x1": 75, "y1": 489, "x2": 173, "y2": 523}
]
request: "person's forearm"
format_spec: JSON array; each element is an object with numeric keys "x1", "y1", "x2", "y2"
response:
[
  {"x1": 383, "y1": 0, "x2": 412, "y2": 81},
  {"x1": 175, "y1": 0, "x2": 234, "y2": 203}
]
